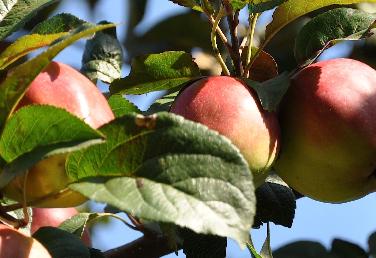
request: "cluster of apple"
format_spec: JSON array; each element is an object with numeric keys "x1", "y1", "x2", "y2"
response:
[
  {"x1": 171, "y1": 58, "x2": 376, "y2": 203},
  {"x1": 0, "y1": 55, "x2": 375, "y2": 256}
]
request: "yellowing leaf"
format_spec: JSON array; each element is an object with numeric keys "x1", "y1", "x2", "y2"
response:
[
  {"x1": 265, "y1": 0, "x2": 376, "y2": 44},
  {"x1": 0, "y1": 33, "x2": 66, "y2": 70}
]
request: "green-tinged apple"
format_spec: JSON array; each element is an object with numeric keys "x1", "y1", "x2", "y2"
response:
[
  {"x1": 170, "y1": 76, "x2": 280, "y2": 186},
  {"x1": 31, "y1": 208, "x2": 91, "y2": 246},
  {"x1": 3, "y1": 61, "x2": 115, "y2": 208},
  {"x1": 275, "y1": 58, "x2": 376, "y2": 203},
  {"x1": 0, "y1": 224, "x2": 52, "y2": 258}
]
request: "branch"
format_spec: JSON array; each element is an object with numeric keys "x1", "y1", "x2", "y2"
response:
[{"x1": 104, "y1": 234, "x2": 180, "y2": 258}]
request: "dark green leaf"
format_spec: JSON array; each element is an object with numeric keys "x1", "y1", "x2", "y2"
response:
[
  {"x1": 274, "y1": 241, "x2": 332, "y2": 258},
  {"x1": 89, "y1": 248, "x2": 105, "y2": 258},
  {"x1": 245, "y1": 72, "x2": 291, "y2": 112},
  {"x1": 127, "y1": 0, "x2": 148, "y2": 31},
  {"x1": 108, "y1": 94, "x2": 141, "y2": 117},
  {"x1": 31, "y1": 13, "x2": 88, "y2": 34},
  {"x1": 369, "y1": 232, "x2": 376, "y2": 256},
  {"x1": 0, "y1": 0, "x2": 59, "y2": 40},
  {"x1": 181, "y1": 228, "x2": 227, "y2": 258},
  {"x1": 330, "y1": 239, "x2": 368, "y2": 258},
  {"x1": 67, "y1": 112, "x2": 255, "y2": 246},
  {"x1": 169, "y1": 0, "x2": 203, "y2": 11},
  {"x1": 0, "y1": 22, "x2": 116, "y2": 131},
  {"x1": 295, "y1": 8, "x2": 376, "y2": 65},
  {"x1": 0, "y1": 105, "x2": 103, "y2": 163},
  {"x1": 33, "y1": 227, "x2": 90, "y2": 258},
  {"x1": 110, "y1": 51, "x2": 201, "y2": 95},
  {"x1": 81, "y1": 21, "x2": 123, "y2": 84},
  {"x1": 231, "y1": 0, "x2": 248, "y2": 10},
  {"x1": 126, "y1": 12, "x2": 212, "y2": 61},
  {"x1": 253, "y1": 174, "x2": 296, "y2": 228},
  {"x1": 249, "y1": 0, "x2": 288, "y2": 13}
]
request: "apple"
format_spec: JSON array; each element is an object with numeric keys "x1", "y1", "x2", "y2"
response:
[
  {"x1": 275, "y1": 58, "x2": 376, "y2": 203},
  {"x1": 3, "y1": 61, "x2": 115, "y2": 207},
  {"x1": 31, "y1": 208, "x2": 91, "y2": 246},
  {"x1": 170, "y1": 76, "x2": 281, "y2": 186},
  {"x1": 0, "y1": 223, "x2": 52, "y2": 258}
]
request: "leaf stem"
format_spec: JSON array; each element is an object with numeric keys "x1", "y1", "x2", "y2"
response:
[
  {"x1": 222, "y1": 0, "x2": 242, "y2": 76},
  {"x1": 211, "y1": 5, "x2": 230, "y2": 76},
  {"x1": 245, "y1": 13, "x2": 260, "y2": 73}
]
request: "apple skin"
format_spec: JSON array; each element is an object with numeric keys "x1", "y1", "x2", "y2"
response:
[
  {"x1": 31, "y1": 208, "x2": 91, "y2": 246},
  {"x1": 3, "y1": 61, "x2": 115, "y2": 208},
  {"x1": 275, "y1": 58, "x2": 376, "y2": 203},
  {"x1": 0, "y1": 224, "x2": 52, "y2": 258},
  {"x1": 170, "y1": 76, "x2": 281, "y2": 186}
]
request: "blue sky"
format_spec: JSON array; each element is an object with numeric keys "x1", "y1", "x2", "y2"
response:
[{"x1": 51, "y1": 1, "x2": 376, "y2": 257}]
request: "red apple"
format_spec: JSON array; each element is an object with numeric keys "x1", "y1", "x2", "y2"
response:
[
  {"x1": 275, "y1": 58, "x2": 376, "y2": 203},
  {"x1": 3, "y1": 61, "x2": 115, "y2": 207},
  {"x1": 170, "y1": 76, "x2": 281, "y2": 186},
  {"x1": 0, "y1": 224, "x2": 52, "y2": 258},
  {"x1": 31, "y1": 208, "x2": 91, "y2": 246}
]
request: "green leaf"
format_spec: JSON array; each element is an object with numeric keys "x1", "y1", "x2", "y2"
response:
[
  {"x1": 169, "y1": 0, "x2": 203, "y2": 11},
  {"x1": 67, "y1": 112, "x2": 255, "y2": 246},
  {"x1": 244, "y1": 72, "x2": 291, "y2": 112},
  {"x1": 31, "y1": 13, "x2": 88, "y2": 34},
  {"x1": 0, "y1": 0, "x2": 59, "y2": 41},
  {"x1": 0, "y1": 105, "x2": 104, "y2": 163},
  {"x1": 33, "y1": 227, "x2": 90, "y2": 258},
  {"x1": 249, "y1": 0, "x2": 288, "y2": 13},
  {"x1": 295, "y1": 8, "x2": 376, "y2": 65},
  {"x1": 59, "y1": 212, "x2": 124, "y2": 239},
  {"x1": 0, "y1": 105, "x2": 104, "y2": 188},
  {"x1": 110, "y1": 51, "x2": 201, "y2": 95},
  {"x1": 81, "y1": 21, "x2": 123, "y2": 84},
  {"x1": 108, "y1": 94, "x2": 141, "y2": 118},
  {"x1": 274, "y1": 241, "x2": 332, "y2": 258},
  {"x1": 0, "y1": 22, "x2": 116, "y2": 131},
  {"x1": 253, "y1": 174, "x2": 296, "y2": 228},
  {"x1": 330, "y1": 239, "x2": 368, "y2": 258},
  {"x1": 265, "y1": 0, "x2": 376, "y2": 46}
]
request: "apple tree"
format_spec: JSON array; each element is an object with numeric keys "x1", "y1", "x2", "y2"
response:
[{"x1": 0, "y1": 0, "x2": 375, "y2": 257}]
